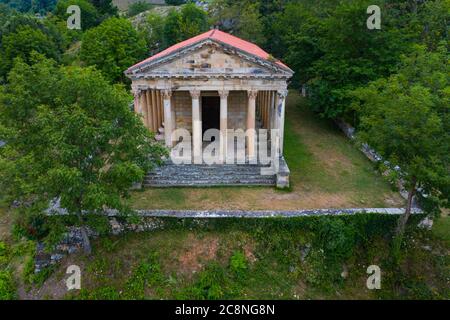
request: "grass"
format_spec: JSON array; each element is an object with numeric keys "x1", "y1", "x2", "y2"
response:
[
  {"x1": 129, "y1": 91, "x2": 404, "y2": 210},
  {"x1": 18, "y1": 215, "x2": 448, "y2": 300}
]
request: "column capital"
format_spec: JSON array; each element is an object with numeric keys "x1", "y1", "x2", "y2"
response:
[
  {"x1": 190, "y1": 89, "x2": 201, "y2": 99},
  {"x1": 218, "y1": 90, "x2": 229, "y2": 99},
  {"x1": 163, "y1": 89, "x2": 172, "y2": 99},
  {"x1": 247, "y1": 89, "x2": 258, "y2": 100},
  {"x1": 277, "y1": 89, "x2": 288, "y2": 99}
]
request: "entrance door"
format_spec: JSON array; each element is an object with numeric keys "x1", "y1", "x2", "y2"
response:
[{"x1": 201, "y1": 96, "x2": 220, "y2": 140}]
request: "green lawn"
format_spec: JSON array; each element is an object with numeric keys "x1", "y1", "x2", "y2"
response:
[{"x1": 130, "y1": 91, "x2": 404, "y2": 210}]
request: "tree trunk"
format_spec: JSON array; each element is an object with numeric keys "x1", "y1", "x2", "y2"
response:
[
  {"x1": 80, "y1": 225, "x2": 92, "y2": 255},
  {"x1": 396, "y1": 178, "x2": 417, "y2": 236},
  {"x1": 77, "y1": 212, "x2": 92, "y2": 255}
]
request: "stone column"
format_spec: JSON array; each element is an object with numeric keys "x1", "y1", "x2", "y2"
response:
[
  {"x1": 133, "y1": 89, "x2": 139, "y2": 114},
  {"x1": 190, "y1": 89, "x2": 202, "y2": 164},
  {"x1": 149, "y1": 90, "x2": 156, "y2": 132},
  {"x1": 151, "y1": 90, "x2": 158, "y2": 132},
  {"x1": 163, "y1": 89, "x2": 172, "y2": 147},
  {"x1": 219, "y1": 90, "x2": 229, "y2": 162},
  {"x1": 277, "y1": 90, "x2": 288, "y2": 154},
  {"x1": 247, "y1": 90, "x2": 258, "y2": 160}
]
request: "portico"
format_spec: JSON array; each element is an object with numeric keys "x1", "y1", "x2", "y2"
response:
[{"x1": 125, "y1": 29, "x2": 293, "y2": 187}]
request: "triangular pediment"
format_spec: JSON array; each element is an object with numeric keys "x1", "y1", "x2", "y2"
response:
[{"x1": 127, "y1": 40, "x2": 292, "y2": 79}]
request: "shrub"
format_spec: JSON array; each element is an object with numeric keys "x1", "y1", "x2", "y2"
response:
[
  {"x1": 0, "y1": 270, "x2": 16, "y2": 300},
  {"x1": 229, "y1": 251, "x2": 247, "y2": 276}
]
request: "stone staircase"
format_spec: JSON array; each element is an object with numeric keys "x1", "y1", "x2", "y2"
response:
[{"x1": 144, "y1": 162, "x2": 276, "y2": 187}]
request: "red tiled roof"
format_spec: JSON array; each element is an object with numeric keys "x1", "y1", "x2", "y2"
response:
[{"x1": 128, "y1": 29, "x2": 290, "y2": 71}]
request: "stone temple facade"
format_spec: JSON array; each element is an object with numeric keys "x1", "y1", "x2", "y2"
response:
[{"x1": 125, "y1": 29, "x2": 294, "y2": 188}]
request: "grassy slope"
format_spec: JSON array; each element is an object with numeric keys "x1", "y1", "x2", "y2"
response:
[
  {"x1": 130, "y1": 91, "x2": 404, "y2": 210},
  {"x1": 17, "y1": 215, "x2": 447, "y2": 300}
]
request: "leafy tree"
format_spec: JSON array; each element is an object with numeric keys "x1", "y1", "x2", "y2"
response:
[
  {"x1": 0, "y1": 24, "x2": 59, "y2": 80},
  {"x1": 163, "y1": 8, "x2": 184, "y2": 46},
  {"x1": 90, "y1": 0, "x2": 118, "y2": 16},
  {"x1": 352, "y1": 45, "x2": 449, "y2": 235},
  {"x1": 164, "y1": 3, "x2": 209, "y2": 47},
  {"x1": 80, "y1": 17, "x2": 147, "y2": 83},
  {"x1": 139, "y1": 12, "x2": 165, "y2": 55},
  {"x1": 0, "y1": 55, "x2": 166, "y2": 253},
  {"x1": 271, "y1": 2, "x2": 324, "y2": 87},
  {"x1": 0, "y1": 0, "x2": 31, "y2": 12},
  {"x1": 209, "y1": 0, "x2": 265, "y2": 45},
  {"x1": 54, "y1": 0, "x2": 101, "y2": 30}
]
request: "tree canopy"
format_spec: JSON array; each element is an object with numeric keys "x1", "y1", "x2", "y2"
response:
[
  {"x1": 0, "y1": 55, "x2": 165, "y2": 249},
  {"x1": 352, "y1": 45, "x2": 449, "y2": 229},
  {"x1": 80, "y1": 17, "x2": 147, "y2": 83}
]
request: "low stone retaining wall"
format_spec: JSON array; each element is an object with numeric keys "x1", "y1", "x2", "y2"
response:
[
  {"x1": 36, "y1": 207, "x2": 423, "y2": 273},
  {"x1": 133, "y1": 207, "x2": 422, "y2": 218}
]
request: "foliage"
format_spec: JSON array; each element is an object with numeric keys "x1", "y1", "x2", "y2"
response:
[
  {"x1": 138, "y1": 12, "x2": 165, "y2": 55},
  {"x1": 209, "y1": 0, "x2": 266, "y2": 45},
  {"x1": 90, "y1": 0, "x2": 118, "y2": 17},
  {"x1": 352, "y1": 45, "x2": 450, "y2": 218},
  {"x1": 0, "y1": 14, "x2": 65, "y2": 81},
  {"x1": 81, "y1": 17, "x2": 147, "y2": 83},
  {"x1": 0, "y1": 55, "x2": 166, "y2": 243},
  {"x1": 0, "y1": 270, "x2": 15, "y2": 299},
  {"x1": 229, "y1": 250, "x2": 247, "y2": 276},
  {"x1": 127, "y1": 1, "x2": 153, "y2": 17},
  {"x1": 163, "y1": 3, "x2": 209, "y2": 47}
]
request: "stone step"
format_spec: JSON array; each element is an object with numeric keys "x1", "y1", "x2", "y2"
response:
[
  {"x1": 144, "y1": 179, "x2": 276, "y2": 187},
  {"x1": 155, "y1": 134, "x2": 165, "y2": 141},
  {"x1": 144, "y1": 163, "x2": 276, "y2": 187}
]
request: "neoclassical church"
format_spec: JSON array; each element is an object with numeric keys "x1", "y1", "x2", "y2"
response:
[{"x1": 125, "y1": 29, "x2": 293, "y2": 188}]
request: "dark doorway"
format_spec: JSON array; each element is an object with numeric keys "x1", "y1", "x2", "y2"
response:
[{"x1": 202, "y1": 96, "x2": 220, "y2": 138}]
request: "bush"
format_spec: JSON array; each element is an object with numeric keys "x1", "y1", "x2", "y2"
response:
[
  {"x1": 229, "y1": 251, "x2": 247, "y2": 276},
  {"x1": 0, "y1": 270, "x2": 16, "y2": 300}
]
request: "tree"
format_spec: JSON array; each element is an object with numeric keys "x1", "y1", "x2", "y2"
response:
[
  {"x1": 90, "y1": 0, "x2": 118, "y2": 16},
  {"x1": 271, "y1": 2, "x2": 324, "y2": 87},
  {"x1": 209, "y1": 0, "x2": 265, "y2": 45},
  {"x1": 0, "y1": 55, "x2": 166, "y2": 253},
  {"x1": 139, "y1": 12, "x2": 165, "y2": 55},
  {"x1": 163, "y1": 3, "x2": 209, "y2": 47},
  {"x1": 0, "y1": 24, "x2": 60, "y2": 80},
  {"x1": 80, "y1": 17, "x2": 147, "y2": 83},
  {"x1": 352, "y1": 45, "x2": 449, "y2": 236}
]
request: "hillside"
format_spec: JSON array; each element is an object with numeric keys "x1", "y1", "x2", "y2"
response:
[{"x1": 113, "y1": 0, "x2": 166, "y2": 11}]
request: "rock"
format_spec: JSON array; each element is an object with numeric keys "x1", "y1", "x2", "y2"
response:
[
  {"x1": 110, "y1": 217, "x2": 123, "y2": 235},
  {"x1": 418, "y1": 216, "x2": 433, "y2": 230},
  {"x1": 51, "y1": 253, "x2": 64, "y2": 262},
  {"x1": 300, "y1": 244, "x2": 311, "y2": 262},
  {"x1": 341, "y1": 264, "x2": 348, "y2": 279}
]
